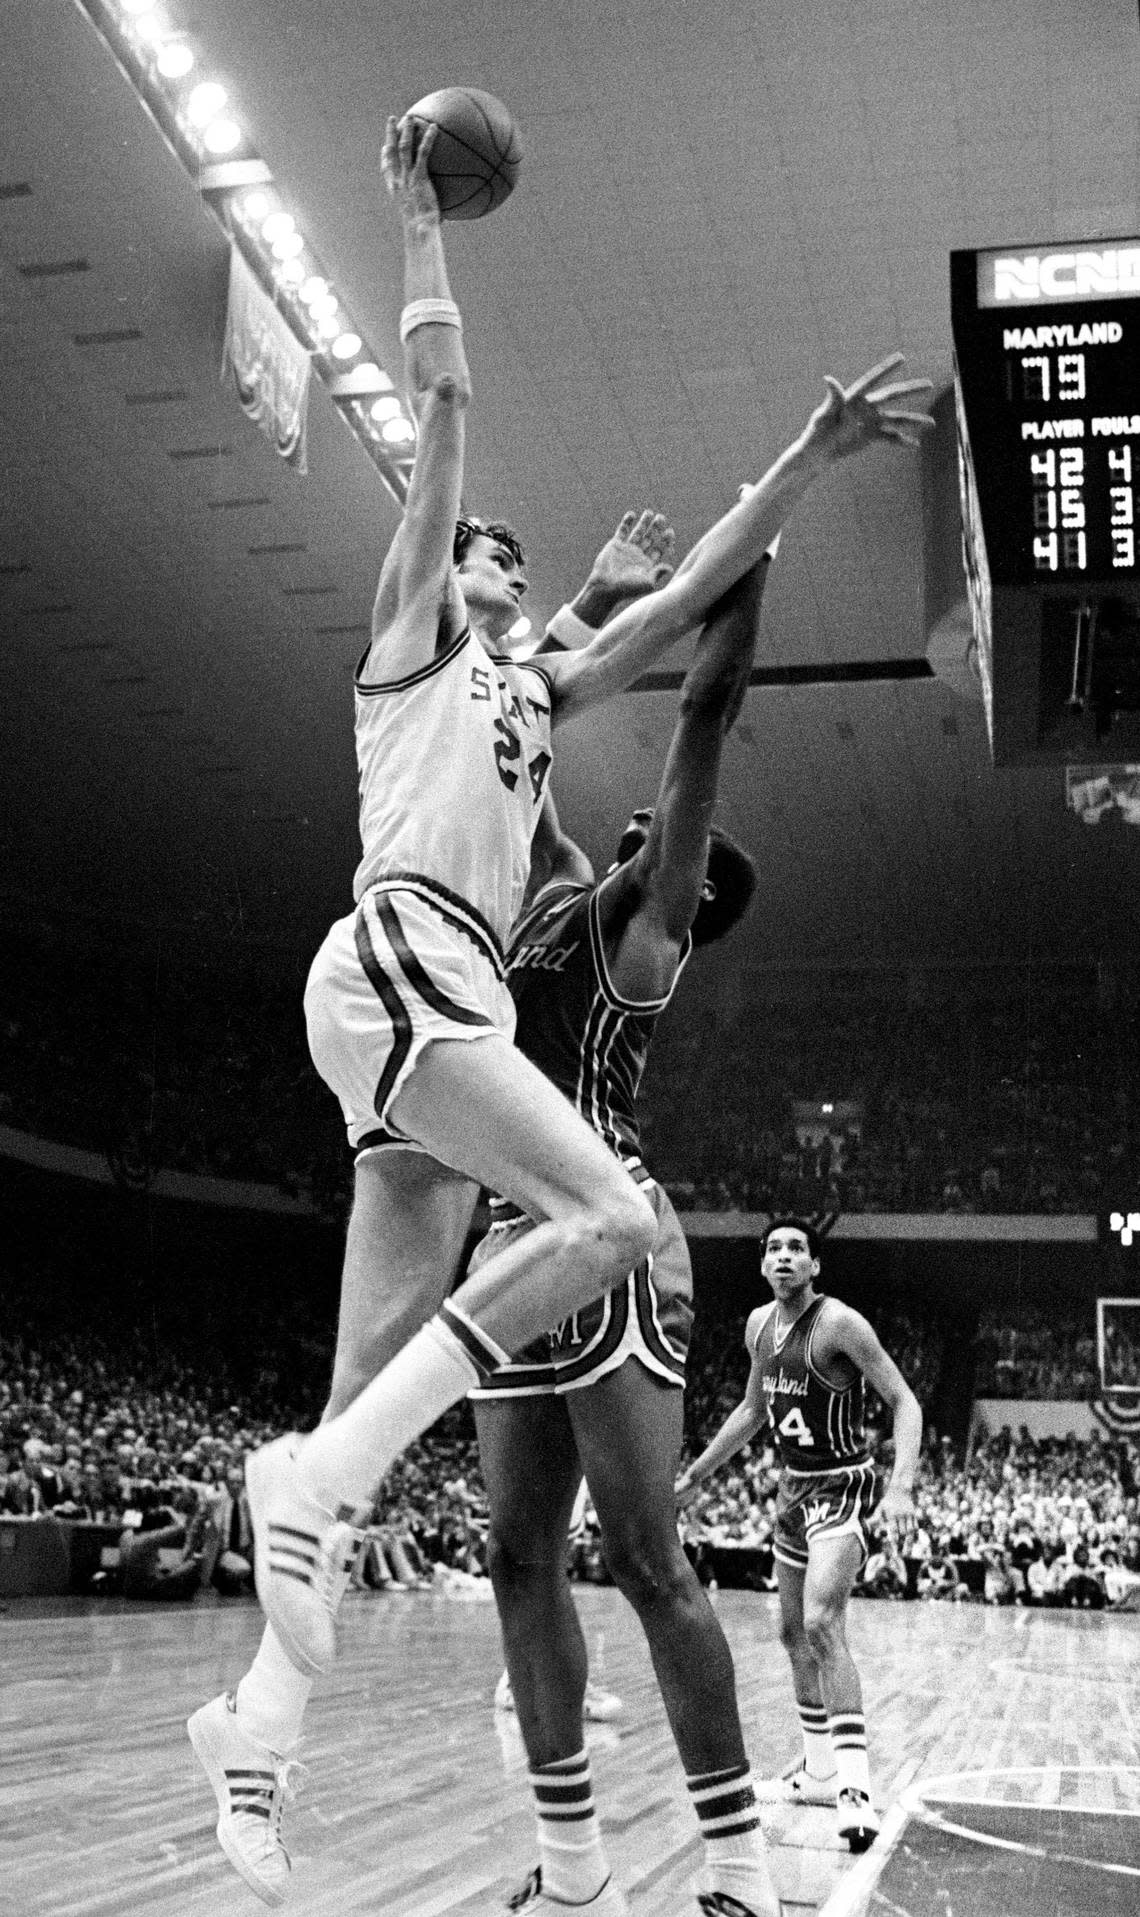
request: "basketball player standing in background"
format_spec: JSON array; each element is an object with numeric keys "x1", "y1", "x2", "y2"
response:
[{"x1": 677, "y1": 1218, "x2": 923, "y2": 1853}]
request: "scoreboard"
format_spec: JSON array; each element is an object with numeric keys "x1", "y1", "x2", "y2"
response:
[{"x1": 951, "y1": 240, "x2": 1140, "y2": 765}]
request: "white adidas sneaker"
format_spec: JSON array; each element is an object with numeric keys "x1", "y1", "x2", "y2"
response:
[
  {"x1": 696, "y1": 1887, "x2": 779, "y2": 1917},
  {"x1": 245, "y1": 1434, "x2": 366, "y2": 1676},
  {"x1": 836, "y1": 1785, "x2": 880, "y2": 1852},
  {"x1": 187, "y1": 1690, "x2": 303, "y2": 1907},
  {"x1": 753, "y1": 1759, "x2": 838, "y2": 1807},
  {"x1": 505, "y1": 1867, "x2": 629, "y2": 1912}
]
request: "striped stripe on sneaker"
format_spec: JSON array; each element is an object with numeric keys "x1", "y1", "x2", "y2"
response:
[
  {"x1": 246, "y1": 1435, "x2": 367, "y2": 1676},
  {"x1": 187, "y1": 1691, "x2": 301, "y2": 1907}
]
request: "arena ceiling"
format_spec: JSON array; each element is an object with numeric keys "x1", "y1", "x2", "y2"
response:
[{"x1": 4, "y1": 0, "x2": 1140, "y2": 978}]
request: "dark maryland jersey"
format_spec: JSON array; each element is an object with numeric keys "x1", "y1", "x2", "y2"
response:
[
  {"x1": 490, "y1": 877, "x2": 689, "y2": 1215},
  {"x1": 749, "y1": 1296, "x2": 869, "y2": 1474}
]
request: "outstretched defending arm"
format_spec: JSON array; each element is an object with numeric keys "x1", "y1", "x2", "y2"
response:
[
  {"x1": 546, "y1": 355, "x2": 934, "y2": 723},
  {"x1": 675, "y1": 1309, "x2": 772, "y2": 1505},
  {"x1": 365, "y1": 116, "x2": 471, "y2": 682},
  {"x1": 537, "y1": 510, "x2": 675, "y2": 653},
  {"x1": 601, "y1": 556, "x2": 771, "y2": 994}
]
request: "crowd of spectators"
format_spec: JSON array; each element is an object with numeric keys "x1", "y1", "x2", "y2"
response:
[
  {"x1": 3, "y1": 920, "x2": 1139, "y2": 1218},
  {"x1": 676, "y1": 1422, "x2": 1140, "y2": 1611},
  {"x1": 972, "y1": 1304, "x2": 1102, "y2": 1400},
  {"x1": 0, "y1": 1331, "x2": 492, "y2": 1601},
  {"x1": 640, "y1": 962, "x2": 1139, "y2": 1215},
  {"x1": 4, "y1": 1291, "x2": 1138, "y2": 1611}
]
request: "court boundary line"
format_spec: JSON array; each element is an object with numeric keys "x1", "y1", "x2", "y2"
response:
[
  {"x1": 814, "y1": 1764, "x2": 1140, "y2": 1917},
  {"x1": 814, "y1": 1758, "x2": 918, "y2": 1917}
]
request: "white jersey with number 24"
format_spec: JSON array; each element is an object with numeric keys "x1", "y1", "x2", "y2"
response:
[{"x1": 352, "y1": 628, "x2": 554, "y2": 951}]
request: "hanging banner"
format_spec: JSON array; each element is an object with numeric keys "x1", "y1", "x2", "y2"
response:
[{"x1": 222, "y1": 244, "x2": 310, "y2": 470}]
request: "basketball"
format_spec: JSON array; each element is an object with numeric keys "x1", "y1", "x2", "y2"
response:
[{"x1": 406, "y1": 87, "x2": 522, "y2": 220}]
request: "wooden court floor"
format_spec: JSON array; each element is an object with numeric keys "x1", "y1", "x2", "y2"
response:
[{"x1": 0, "y1": 1584, "x2": 1137, "y2": 1916}]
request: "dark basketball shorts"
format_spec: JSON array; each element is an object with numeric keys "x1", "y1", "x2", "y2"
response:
[
  {"x1": 773, "y1": 1459, "x2": 878, "y2": 1570},
  {"x1": 469, "y1": 1180, "x2": 693, "y2": 1399}
]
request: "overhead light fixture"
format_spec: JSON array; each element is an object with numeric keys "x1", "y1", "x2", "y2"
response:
[
  {"x1": 203, "y1": 117, "x2": 242, "y2": 154},
  {"x1": 186, "y1": 79, "x2": 228, "y2": 127},
  {"x1": 75, "y1": 0, "x2": 411, "y2": 506},
  {"x1": 156, "y1": 42, "x2": 194, "y2": 78},
  {"x1": 131, "y1": 11, "x2": 166, "y2": 44},
  {"x1": 369, "y1": 395, "x2": 402, "y2": 421}
]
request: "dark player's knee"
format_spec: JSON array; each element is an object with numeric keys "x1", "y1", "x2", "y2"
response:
[
  {"x1": 604, "y1": 1528, "x2": 692, "y2": 1613},
  {"x1": 486, "y1": 1523, "x2": 564, "y2": 1593}
]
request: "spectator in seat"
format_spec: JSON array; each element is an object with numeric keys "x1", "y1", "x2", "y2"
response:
[
  {"x1": 118, "y1": 1486, "x2": 213, "y2": 1601},
  {"x1": 205, "y1": 1464, "x2": 255, "y2": 1596},
  {"x1": 1056, "y1": 1541, "x2": 1106, "y2": 1610},
  {"x1": 860, "y1": 1529, "x2": 907, "y2": 1598},
  {"x1": 1, "y1": 1448, "x2": 42, "y2": 1515}
]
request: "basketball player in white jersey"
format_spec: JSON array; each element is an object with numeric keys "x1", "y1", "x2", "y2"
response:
[
  {"x1": 187, "y1": 108, "x2": 933, "y2": 1906},
  {"x1": 677, "y1": 1218, "x2": 922, "y2": 1855}
]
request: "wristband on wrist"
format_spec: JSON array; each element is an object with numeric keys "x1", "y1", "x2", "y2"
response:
[
  {"x1": 546, "y1": 603, "x2": 598, "y2": 649},
  {"x1": 399, "y1": 298, "x2": 463, "y2": 343}
]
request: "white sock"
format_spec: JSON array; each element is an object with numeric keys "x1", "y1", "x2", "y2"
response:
[
  {"x1": 531, "y1": 1751, "x2": 610, "y2": 1904},
  {"x1": 235, "y1": 1624, "x2": 313, "y2": 1754},
  {"x1": 798, "y1": 1700, "x2": 836, "y2": 1780},
  {"x1": 688, "y1": 1763, "x2": 775, "y2": 1905},
  {"x1": 298, "y1": 1308, "x2": 507, "y2": 1511},
  {"x1": 830, "y1": 1711, "x2": 872, "y2": 1800}
]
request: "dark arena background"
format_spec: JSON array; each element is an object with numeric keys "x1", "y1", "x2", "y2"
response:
[{"x1": 3, "y1": 3, "x2": 1140, "y2": 1915}]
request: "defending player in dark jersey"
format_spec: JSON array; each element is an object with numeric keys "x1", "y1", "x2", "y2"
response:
[
  {"x1": 676, "y1": 1217, "x2": 922, "y2": 1855},
  {"x1": 470, "y1": 559, "x2": 781, "y2": 1917}
]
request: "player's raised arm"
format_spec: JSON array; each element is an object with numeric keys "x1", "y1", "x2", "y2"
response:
[
  {"x1": 535, "y1": 509, "x2": 675, "y2": 654},
  {"x1": 545, "y1": 355, "x2": 934, "y2": 724},
  {"x1": 366, "y1": 116, "x2": 471, "y2": 680},
  {"x1": 675, "y1": 1307, "x2": 772, "y2": 1504},
  {"x1": 606, "y1": 556, "x2": 771, "y2": 973}
]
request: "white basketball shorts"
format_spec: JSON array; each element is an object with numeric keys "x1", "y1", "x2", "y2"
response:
[{"x1": 304, "y1": 876, "x2": 516, "y2": 1157}]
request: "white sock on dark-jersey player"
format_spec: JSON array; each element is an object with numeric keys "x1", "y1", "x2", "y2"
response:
[
  {"x1": 687, "y1": 1762, "x2": 776, "y2": 1905},
  {"x1": 530, "y1": 1751, "x2": 611, "y2": 1904}
]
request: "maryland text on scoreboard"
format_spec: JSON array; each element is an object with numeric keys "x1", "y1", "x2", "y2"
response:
[{"x1": 951, "y1": 240, "x2": 1140, "y2": 765}]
